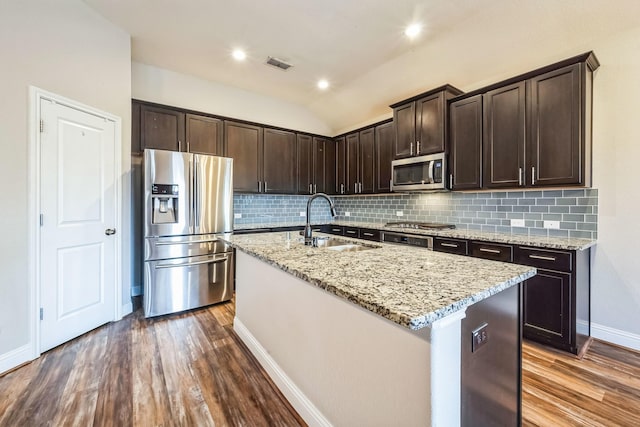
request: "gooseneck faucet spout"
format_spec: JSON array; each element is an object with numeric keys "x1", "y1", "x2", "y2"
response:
[{"x1": 304, "y1": 193, "x2": 337, "y2": 245}]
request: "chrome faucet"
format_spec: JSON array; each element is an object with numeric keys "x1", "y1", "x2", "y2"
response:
[{"x1": 304, "y1": 193, "x2": 337, "y2": 245}]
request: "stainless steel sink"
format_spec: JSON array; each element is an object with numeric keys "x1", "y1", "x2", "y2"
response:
[{"x1": 313, "y1": 237, "x2": 379, "y2": 252}]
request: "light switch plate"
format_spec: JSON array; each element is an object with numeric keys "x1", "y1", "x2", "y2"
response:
[
  {"x1": 234, "y1": 213, "x2": 242, "y2": 219},
  {"x1": 510, "y1": 219, "x2": 525, "y2": 227},
  {"x1": 544, "y1": 220, "x2": 560, "y2": 229}
]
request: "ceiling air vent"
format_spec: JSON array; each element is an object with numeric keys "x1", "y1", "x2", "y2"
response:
[{"x1": 266, "y1": 56, "x2": 293, "y2": 71}]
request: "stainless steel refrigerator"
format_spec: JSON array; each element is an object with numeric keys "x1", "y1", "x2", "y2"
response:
[{"x1": 143, "y1": 149, "x2": 234, "y2": 318}]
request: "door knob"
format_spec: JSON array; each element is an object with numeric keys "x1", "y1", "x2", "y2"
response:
[{"x1": 105, "y1": 228, "x2": 116, "y2": 236}]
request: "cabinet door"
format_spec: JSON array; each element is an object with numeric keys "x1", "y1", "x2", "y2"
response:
[
  {"x1": 186, "y1": 114, "x2": 223, "y2": 156},
  {"x1": 523, "y1": 270, "x2": 571, "y2": 346},
  {"x1": 263, "y1": 128, "x2": 296, "y2": 193},
  {"x1": 483, "y1": 82, "x2": 526, "y2": 188},
  {"x1": 346, "y1": 133, "x2": 360, "y2": 194},
  {"x1": 140, "y1": 104, "x2": 185, "y2": 152},
  {"x1": 416, "y1": 93, "x2": 445, "y2": 155},
  {"x1": 375, "y1": 121, "x2": 393, "y2": 193},
  {"x1": 323, "y1": 138, "x2": 336, "y2": 195},
  {"x1": 449, "y1": 95, "x2": 482, "y2": 190},
  {"x1": 528, "y1": 63, "x2": 582, "y2": 186},
  {"x1": 132, "y1": 101, "x2": 141, "y2": 153},
  {"x1": 297, "y1": 134, "x2": 313, "y2": 194},
  {"x1": 393, "y1": 102, "x2": 415, "y2": 159},
  {"x1": 359, "y1": 128, "x2": 375, "y2": 194},
  {"x1": 313, "y1": 137, "x2": 327, "y2": 194},
  {"x1": 225, "y1": 121, "x2": 263, "y2": 193},
  {"x1": 335, "y1": 136, "x2": 346, "y2": 194}
]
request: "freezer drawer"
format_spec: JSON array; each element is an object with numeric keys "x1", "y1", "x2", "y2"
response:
[
  {"x1": 144, "y1": 251, "x2": 234, "y2": 317},
  {"x1": 144, "y1": 234, "x2": 231, "y2": 261}
]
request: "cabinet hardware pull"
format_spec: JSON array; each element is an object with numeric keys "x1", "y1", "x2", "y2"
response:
[
  {"x1": 314, "y1": 184, "x2": 317, "y2": 193},
  {"x1": 529, "y1": 254, "x2": 556, "y2": 261},
  {"x1": 479, "y1": 248, "x2": 501, "y2": 254},
  {"x1": 449, "y1": 174, "x2": 453, "y2": 189},
  {"x1": 346, "y1": 230, "x2": 356, "y2": 234},
  {"x1": 264, "y1": 182, "x2": 268, "y2": 192},
  {"x1": 410, "y1": 142, "x2": 414, "y2": 156},
  {"x1": 309, "y1": 183, "x2": 313, "y2": 194},
  {"x1": 416, "y1": 140, "x2": 421, "y2": 155},
  {"x1": 331, "y1": 228, "x2": 341, "y2": 232},
  {"x1": 531, "y1": 166, "x2": 536, "y2": 185},
  {"x1": 187, "y1": 141, "x2": 190, "y2": 152},
  {"x1": 441, "y1": 243, "x2": 458, "y2": 248},
  {"x1": 340, "y1": 183, "x2": 345, "y2": 194},
  {"x1": 359, "y1": 182, "x2": 363, "y2": 193},
  {"x1": 259, "y1": 181, "x2": 262, "y2": 192},
  {"x1": 363, "y1": 232, "x2": 374, "y2": 236},
  {"x1": 518, "y1": 167, "x2": 523, "y2": 186},
  {"x1": 178, "y1": 140, "x2": 182, "y2": 151}
]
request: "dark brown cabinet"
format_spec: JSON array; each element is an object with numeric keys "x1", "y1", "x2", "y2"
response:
[
  {"x1": 469, "y1": 241, "x2": 513, "y2": 263},
  {"x1": 335, "y1": 136, "x2": 346, "y2": 195},
  {"x1": 186, "y1": 114, "x2": 224, "y2": 156},
  {"x1": 297, "y1": 134, "x2": 313, "y2": 194},
  {"x1": 483, "y1": 82, "x2": 526, "y2": 188},
  {"x1": 345, "y1": 133, "x2": 360, "y2": 194},
  {"x1": 140, "y1": 104, "x2": 185, "y2": 152},
  {"x1": 225, "y1": 121, "x2": 263, "y2": 193},
  {"x1": 391, "y1": 85, "x2": 462, "y2": 159},
  {"x1": 433, "y1": 237, "x2": 468, "y2": 255},
  {"x1": 515, "y1": 245, "x2": 590, "y2": 354},
  {"x1": 298, "y1": 135, "x2": 334, "y2": 195},
  {"x1": 263, "y1": 128, "x2": 296, "y2": 194},
  {"x1": 449, "y1": 52, "x2": 598, "y2": 191},
  {"x1": 449, "y1": 95, "x2": 483, "y2": 190},
  {"x1": 359, "y1": 128, "x2": 375, "y2": 193},
  {"x1": 375, "y1": 121, "x2": 393, "y2": 193}
]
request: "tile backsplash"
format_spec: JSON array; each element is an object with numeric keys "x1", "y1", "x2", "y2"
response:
[{"x1": 234, "y1": 189, "x2": 598, "y2": 239}]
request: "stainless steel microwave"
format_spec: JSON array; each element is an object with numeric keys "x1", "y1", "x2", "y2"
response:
[{"x1": 391, "y1": 153, "x2": 447, "y2": 191}]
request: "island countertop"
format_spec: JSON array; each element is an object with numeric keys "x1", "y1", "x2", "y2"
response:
[{"x1": 222, "y1": 232, "x2": 536, "y2": 330}]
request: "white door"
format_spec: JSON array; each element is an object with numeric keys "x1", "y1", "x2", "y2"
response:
[{"x1": 40, "y1": 99, "x2": 117, "y2": 352}]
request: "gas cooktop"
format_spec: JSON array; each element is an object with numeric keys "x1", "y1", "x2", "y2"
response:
[{"x1": 384, "y1": 221, "x2": 456, "y2": 230}]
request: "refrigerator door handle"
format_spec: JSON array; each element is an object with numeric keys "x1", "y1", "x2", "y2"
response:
[
  {"x1": 189, "y1": 156, "x2": 194, "y2": 232},
  {"x1": 155, "y1": 254, "x2": 229, "y2": 269},
  {"x1": 194, "y1": 158, "x2": 199, "y2": 231}
]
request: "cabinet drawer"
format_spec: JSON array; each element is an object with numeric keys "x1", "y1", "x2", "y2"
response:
[
  {"x1": 515, "y1": 247, "x2": 572, "y2": 272},
  {"x1": 359, "y1": 228, "x2": 381, "y2": 242},
  {"x1": 344, "y1": 227, "x2": 359, "y2": 237},
  {"x1": 470, "y1": 242, "x2": 513, "y2": 262},
  {"x1": 320, "y1": 225, "x2": 344, "y2": 236},
  {"x1": 433, "y1": 238, "x2": 468, "y2": 255}
]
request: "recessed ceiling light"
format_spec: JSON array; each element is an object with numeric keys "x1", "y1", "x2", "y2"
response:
[
  {"x1": 317, "y1": 79, "x2": 329, "y2": 90},
  {"x1": 404, "y1": 23, "x2": 422, "y2": 39},
  {"x1": 232, "y1": 49, "x2": 246, "y2": 61}
]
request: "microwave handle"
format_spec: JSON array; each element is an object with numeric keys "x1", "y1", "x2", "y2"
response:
[{"x1": 428, "y1": 160, "x2": 435, "y2": 184}]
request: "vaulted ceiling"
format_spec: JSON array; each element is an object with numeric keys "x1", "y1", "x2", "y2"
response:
[{"x1": 84, "y1": 0, "x2": 640, "y2": 133}]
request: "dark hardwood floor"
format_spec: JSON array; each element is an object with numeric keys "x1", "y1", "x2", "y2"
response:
[
  {"x1": 2, "y1": 299, "x2": 639, "y2": 426},
  {"x1": 0, "y1": 299, "x2": 305, "y2": 427}
]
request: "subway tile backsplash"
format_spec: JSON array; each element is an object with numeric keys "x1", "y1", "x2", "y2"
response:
[{"x1": 233, "y1": 189, "x2": 598, "y2": 239}]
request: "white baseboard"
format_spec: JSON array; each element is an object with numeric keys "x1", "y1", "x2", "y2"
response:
[
  {"x1": 233, "y1": 318, "x2": 332, "y2": 427},
  {"x1": 0, "y1": 344, "x2": 34, "y2": 376},
  {"x1": 591, "y1": 322, "x2": 640, "y2": 352}
]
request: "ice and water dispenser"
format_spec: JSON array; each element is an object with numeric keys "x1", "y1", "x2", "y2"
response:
[{"x1": 151, "y1": 184, "x2": 179, "y2": 224}]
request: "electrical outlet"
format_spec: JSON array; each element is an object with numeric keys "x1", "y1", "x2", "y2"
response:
[
  {"x1": 510, "y1": 219, "x2": 525, "y2": 227},
  {"x1": 472, "y1": 323, "x2": 489, "y2": 352},
  {"x1": 345, "y1": 212, "x2": 351, "y2": 217},
  {"x1": 396, "y1": 211, "x2": 404, "y2": 217},
  {"x1": 234, "y1": 213, "x2": 242, "y2": 219},
  {"x1": 299, "y1": 211, "x2": 306, "y2": 217},
  {"x1": 544, "y1": 220, "x2": 560, "y2": 229}
]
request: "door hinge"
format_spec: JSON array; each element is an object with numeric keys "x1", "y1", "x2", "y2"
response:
[
  {"x1": 40, "y1": 214, "x2": 44, "y2": 227},
  {"x1": 40, "y1": 308, "x2": 43, "y2": 320},
  {"x1": 40, "y1": 119, "x2": 44, "y2": 133}
]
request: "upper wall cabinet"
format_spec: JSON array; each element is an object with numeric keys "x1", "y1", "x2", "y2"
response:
[
  {"x1": 449, "y1": 52, "x2": 599, "y2": 190},
  {"x1": 374, "y1": 121, "x2": 394, "y2": 193},
  {"x1": 391, "y1": 85, "x2": 463, "y2": 159},
  {"x1": 297, "y1": 135, "x2": 335, "y2": 195},
  {"x1": 262, "y1": 128, "x2": 297, "y2": 194},
  {"x1": 449, "y1": 95, "x2": 483, "y2": 191},
  {"x1": 133, "y1": 101, "x2": 223, "y2": 156},
  {"x1": 224, "y1": 121, "x2": 263, "y2": 193}
]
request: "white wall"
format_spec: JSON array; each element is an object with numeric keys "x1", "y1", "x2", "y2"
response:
[
  {"x1": 0, "y1": 0, "x2": 131, "y2": 364},
  {"x1": 588, "y1": 26, "x2": 640, "y2": 347},
  {"x1": 132, "y1": 62, "x2": 332, "y2": 136}
]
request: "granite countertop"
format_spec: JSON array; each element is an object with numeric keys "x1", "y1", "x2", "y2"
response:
[
  {"x1": 222, "y1": 232, "x2": 536, "y2": 330},
  {"x1": 234, "y1": 220, "x2": 596, "y2": 251}
]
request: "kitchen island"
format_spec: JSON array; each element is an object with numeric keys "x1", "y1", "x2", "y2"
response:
[{"x1": 223, "y1": 232, "x2": 536, "y2": 426}]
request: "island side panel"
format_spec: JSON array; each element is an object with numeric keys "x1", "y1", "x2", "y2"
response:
[{"x1": 234, "y1": 251, "x2": 463, "y2": 426}]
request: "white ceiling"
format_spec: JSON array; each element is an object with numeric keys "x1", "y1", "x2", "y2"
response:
[{"x1": 84, "y1": 0, "x2": 640, "y2": 134}]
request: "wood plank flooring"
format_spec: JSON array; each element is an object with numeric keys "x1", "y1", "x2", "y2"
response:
[
  {"x1": 522, "y1": 339, "x2": 640, "y2": 426},
  {"x1": 0, "y1": 299, "x2": 305, "y2": 427},
  {"x1": 1, "y1": 298, "x2": 639, "y2": 426}
]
